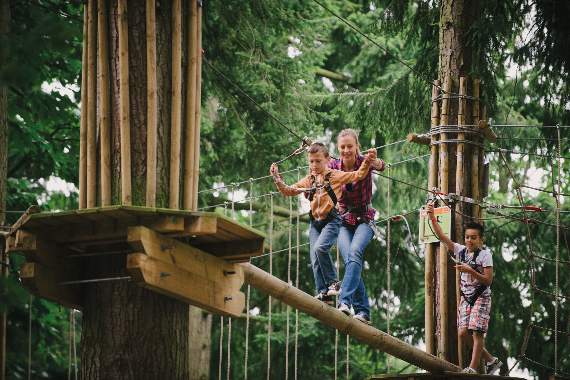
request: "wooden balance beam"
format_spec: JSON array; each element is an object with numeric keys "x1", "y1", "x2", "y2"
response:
[{"x1": 241, "y1": 262, "x2": 461, "y2": 374}]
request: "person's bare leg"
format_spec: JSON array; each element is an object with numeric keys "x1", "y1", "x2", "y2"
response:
[{"x1": 470, "y1": 332, "x2": 485, "y2": 370}]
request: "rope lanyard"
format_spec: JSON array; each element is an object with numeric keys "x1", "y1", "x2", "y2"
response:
[
  {"x1": 266, "y1": 194, "x2": 274, "y2": 380},
  {"x1": 294, "y1": 168, "x2": 301, "y2": 380},
  {"x1": 226, "y1": 317, "x2": 232, "y2": 380},
  {"x1": 386, "y1": 165, "x2": 392, "y2": 372},
  {"x1": 554, "y1": 125, "x2": 561, "y2": 374},
  {"x1": 27, "y1": 295, "x2": 32, "y2": 380}
]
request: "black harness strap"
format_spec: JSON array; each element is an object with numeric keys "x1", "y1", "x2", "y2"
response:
[
  {"x1": 459, "y1": 247, "x2": 489, "y2": 306},
  {"x1": 307, "y1": 172, "x2": 337, "y2": 206}
]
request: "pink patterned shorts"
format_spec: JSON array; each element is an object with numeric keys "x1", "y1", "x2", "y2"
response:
[{"x1": 458, "y1": 296, "x2": 492, "y2": 333}]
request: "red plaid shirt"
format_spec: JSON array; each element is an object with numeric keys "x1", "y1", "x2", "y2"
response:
[{"x1": 329, "y1": 155, "x2": 379, "y2": 225}]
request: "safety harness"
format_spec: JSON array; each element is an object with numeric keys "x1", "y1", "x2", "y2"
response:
[
  {"x1": 458, "y1": 247, "x2": 489, "y2": 306},
  {"x1": 307, "y1": 172, "x2": 337, "y2": 221}
]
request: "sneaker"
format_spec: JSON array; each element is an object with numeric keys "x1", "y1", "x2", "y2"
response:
[
  {"x1": 461, "y1": 367, "x2": 477, "y2": 374},
  {"x1": 327, "y1": 281, "x2": 341, "y2": 296},
  {"x1": 315, "y1": 291, "x2": 334, "y2": 305},
  {"x1": 353, "y1": 313, "x2": 371, "y2": 325},
  {"x1": 486, "y1": 357, "x2": 502, "y2": 375},
  {"x1": 338, "y1": 303, "x2": 353, "y2": 316}
]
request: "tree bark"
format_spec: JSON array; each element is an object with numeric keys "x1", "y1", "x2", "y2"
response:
[
  {"x1": 434, "y1": 0, "x2": 479, "y2": 365},
  {"x1": 0, "y1": 1, "x2": 10, "y2": 379},
  {"x1": 188, "y1": 307, "x2": 212, "y2": 380},
  {"x1": 79, "y1": 1, "x2": 200, "y2": 378}
]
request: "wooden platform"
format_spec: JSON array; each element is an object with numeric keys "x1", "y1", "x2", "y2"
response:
[
  {"x1": 367, "y1": 373, "x2": 526, "y2": 380},
  {"x1": 6, "y1": 206, "x2": 265, "y2": 316}
]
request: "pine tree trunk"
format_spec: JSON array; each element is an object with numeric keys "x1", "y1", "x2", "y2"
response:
[
  {"x1": 188, "y1": 307, "x2": 212, "y2": 380},
  {"x1": 435, "y1": 0, "x2": 479, "y2": 365},
  {"x1": 79, "y1": 1, "x2": 200, "y2": 377},
  {"x1": 0, "y1": 1, "x2": 10, "y2": 379}
]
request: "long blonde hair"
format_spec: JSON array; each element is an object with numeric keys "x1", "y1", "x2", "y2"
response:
[{"x1": 337, "y1": 128, "x2": 360, "y2": 154}]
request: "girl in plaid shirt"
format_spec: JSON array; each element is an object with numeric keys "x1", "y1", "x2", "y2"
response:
[{"x1": 329, "y1": 129, "x2": 385, "y2": 324}]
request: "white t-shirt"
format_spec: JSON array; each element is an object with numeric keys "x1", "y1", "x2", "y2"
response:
[{"x1": 453, "y1": 243, "x2": 493, "y2": 297}]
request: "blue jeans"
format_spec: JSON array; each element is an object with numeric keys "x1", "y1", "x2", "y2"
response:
[
  {"x1": 338, "y1": 222, "x2": 374, "y2": 317},
  {"x1": 309, "y1": 213, "x2": 341, "y2": 294}
]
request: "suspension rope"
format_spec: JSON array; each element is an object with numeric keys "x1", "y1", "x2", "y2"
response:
[
  {"x1": 386, "y1": 165, "x2": 392, "y2": 372},
  {"x1": 294, "y1": 169, "x2": 301, "y2": 380},
  {"x1": 346, "y1": 335, "x2": 350, "y2": 380},
  {"x1": 244, "y1": 180, "x2": 253, "y2": 380},
  {"x1": 68, "y1": 309, "x2": 72, "y2": 380},
  {"x1": 226, "y1": 318, "x2": 232, "y2": 380},
  {"x1": 285, "y1": 197, "x2": 293, "y2": 380},
  {"x1": 27, "y1": 295, "x2": 32, "y2": 380},
  {"x1": 204, "y1": 56, "x2": 306, "y2": 142},
  {"x1": 72, "y1": 310, "x2": 77, "y2": 380},
  {"x1": 554, "y1": 125, "x2": 561, "y2": 375},
  {"x1": 218, "y1": 316, "x2": 224, "y2": 380},
  {"x1": 334, "y1": 244, "x2": 340, "y2": 380},
  {"x1": 266, "y1": 194, "x2": 274, "y2": 380}
]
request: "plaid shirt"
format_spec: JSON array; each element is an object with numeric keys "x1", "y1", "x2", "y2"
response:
[{"x1": 329, "y1": 155, "x2": 379, "y2": 225}]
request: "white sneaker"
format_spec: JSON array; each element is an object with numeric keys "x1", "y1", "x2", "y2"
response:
[
  {"x1": 353, "y1": 313, "x2": 371, "y2": 325},
  {"x1": 486, "y1": 357, "x2": 502, "y2": 375},
  {"x1": 338, "y1": 303, "x2": 353, "y2": 316},
  {"x1": 461, "y1": 367, "x2": 477, "y2": 374}
]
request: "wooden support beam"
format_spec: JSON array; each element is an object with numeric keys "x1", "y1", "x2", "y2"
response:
[
  {"x1": 79, "y1": 4, "x2": 88, "y2": 209},
  {"x1": 146, "y1": 0, "x2": 158, "y2": 207},
  {"x1": 437, "y1": 75, "x2": 452, "y2": 359},
  {"x1": 98, "y1": 0, "x2": 112, "y2": 206},
  {"x1": 315, "y1": 68, "x2": 349, "y2": 82},
  {"x1": 407, "y1": 133, "x2": 431, "y2": 146},
  {"x1": 127, "y1": 253, "x2": 244, "y2": 317},
  {"x1": 118, "y1": 0, "x2": 132, "y2": 205},
  {"x1": 169, "y1": 0, "x2": 182, "y2": 209},
  {"x1": 241, "y1": 263, "x2": 461, "y2": 374},
  {"x1": 192, "y1": 3, "x2": 203, "y2": 211},
  {"x1": 127, "y1": 226, "x2": 243, "y2": 288},
  {"x1": 455, "y1": 77, "x2": 467, "y2": 367},
  {"x1": 425, "y1": 80, "x2": 440, "y2": 355},
  {"x1": 183, "y1": 0, "x2": 198, "y2": 210},
  {"x1": 20, "y1": 262, "x2": 81, "y2": 309},
  {"x1": 86, "y1": 0, "x2": 97, "y2": 208}
]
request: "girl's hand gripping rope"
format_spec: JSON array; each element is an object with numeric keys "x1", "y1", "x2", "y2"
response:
[{"x1": 364, "y1": 148, "x2": 377, "y2": 163}]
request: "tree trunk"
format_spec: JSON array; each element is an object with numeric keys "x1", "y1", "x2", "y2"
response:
[
  {"x1": 79, "y1": 1, "x2": 206, "y2": 378},
  {"x1": 0, "y1": 1, "x2": 10, "y2": 379},
  {"x1": 434, "y1": 0, "x2": 479, "y2": 365},
  {"x1": 188, "y1": 307, "x2": 212, "y2": 380}
]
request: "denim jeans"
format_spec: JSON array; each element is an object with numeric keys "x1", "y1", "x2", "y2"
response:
[
  {"x1": 337, "y1": 222, "x2": 374, "y2": 317},
  {"x1": 309, "y1": 212, "x2": 341, "y2": 294}
]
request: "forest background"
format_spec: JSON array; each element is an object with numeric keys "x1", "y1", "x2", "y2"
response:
[{"x1": 0, "y1": 0, "x2": 569, "y2": 379}]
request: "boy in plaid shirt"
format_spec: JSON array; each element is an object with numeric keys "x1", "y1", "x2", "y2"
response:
[{"x1": 426, "y1": 202, "x2": 502, "y2": 374}]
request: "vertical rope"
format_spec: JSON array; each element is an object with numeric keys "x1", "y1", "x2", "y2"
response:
[
  {"x1": 244, "y1": 179, "x2": 253, "y2": 380},
  {"x1": 224, "y1": 201, "x2": 228, "y2": 217},
  {"x1": 68, "y1": 310, "x2": 72, "y2": 380},
  {"x1": 218, "y1": 316, "x2": 224, "y2": 380},
  {"x1": 72, "y1": 310, "x2": 77, "y2": 380},
  {"x1": 27, "y1": 295, "x2": 32, "y2": 380},
  {"x1": 231, "y1": 183, "x2": 236, "y2": 220},
  {"x1": 267, "y1": 194, "x2": 274, "y2": 380},
  {"x1": 334, "y1": 245, "x2": 340, "y2": 380},
  {"x1": 346, "y1": 335, "x2": 350, "y2": 380},
  {"x1": 386, "y1": 165, "x2": 392, "y2": 372},
  {"x1": 285, "y1": 196, "x2": 293, "y2": 380},
  {"x1": 554, "y1": 125, "x2": 561, "y2": 374},
  {"x1": 226, "y1": 318, "x2": 232, "y2": 380},
  {"x1": 294, "y1": 168, "x2": 301, "y2": 380}
]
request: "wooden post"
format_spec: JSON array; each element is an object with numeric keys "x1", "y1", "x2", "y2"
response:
[
  {"x1": 241, "y1": 263, "x2": 461, "y2": 374},
  {"x1": 425, "y1": 80, "x2": 440, "y2": 356},
  {"x1": 471, "y1": 79, "x2": 480, "y2": 219},
  {"x1": 183, "y1": 0, "x2": 198, "y2": 210},
  {"x1": 192, "y1": 3, "x2": 203, "y2": 211},
  {"x1": 437, "y1": 75, "x2": 452, "y2": 360},
  {"x1": 118, "y1": 0, "x2": 132, "y2": 205},
  {"x1": 86, "y1": 0, "x2": 97, "y2": 208},
  {"x1": 79, "y1": 4, "x2": 88, "y2": 209},
  {"x1": 146, "y1": 0, "x2": 157, "y2": 207},
  {"x1": 98, "y1": 0, "x2": 111, "y2": 206},
  {"x1": 455, "y1": 77, "x2": 467, "y2": 367},
  {"x1": 169, "y1": 0, "x2": 182, "y2": 209}
]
